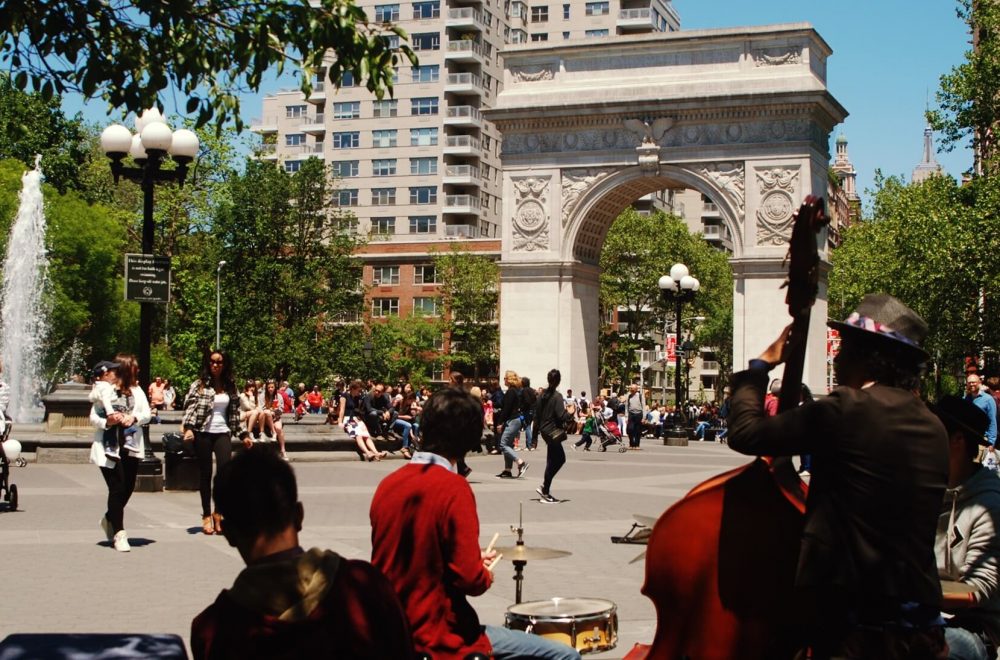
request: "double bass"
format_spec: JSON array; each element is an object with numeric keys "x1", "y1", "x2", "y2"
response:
[{"x1": 625, "y1": 196, "x2": 828, "y2": 659}]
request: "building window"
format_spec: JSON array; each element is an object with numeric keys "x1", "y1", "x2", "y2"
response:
[
  {"x1": 562, "y1": 31, "x2": 570, "y2": 39},
  {"x1": 414, "y1": 264, "x2": 438, "y2": 284},
  {"x1": 374, "y1": 3, "x2": 399, "y2": 21},
  {"x1": 410, "y1": 186, "x2": 437, "y2": 204},
  {"x1": 411, "y1": 97, "x2": 439, "y2": 115},
  {"x1": 372, "y1": 217, "x2": 396, "y2": 235},
  {"x1": 371, "y1": 187, "x2": 396, "y2": 206},
  {"x1": 332, "y1": 102, "x2": 361, "y2": 119},
  {"x1": 530, "y1": 32, "x2": 548, "y2": 41},
  {"x1": 372, "y1": 129, "x2": 398, "y2": 148},
  {"x1": 410, "y1": 127, "x2": 439, "y2": 146},
  {"x1": 411, "y1": 32, "x2": 441, "y2": 50},
  {"x1": 373, "y1": 100, "x2": 398, "y2": 118},
  {"x1": 411, "y1": 65, "x2": 440, "y2": 83},
  {"x1": 285, "y1": 105, "x2": 307, "y2": 118},
  {"x1": 285, "y1": 133, "x2": 305, "y2": 146},
  {"x1": 332, "y1": 131, "x2": 360, "y2": 148},
  {"x1": 340, "y1": 71, "x2": 355, "y2": 87},
  {"x1": 334, "y1": 189, "x2": 359, "y2": 207},
  {"x1": 410, "y1": 157, "x2": 437, "y2": 175},
  {"x1": 380, "y1": 34, "x2": 400, "y2": 49},
  {"x1": 585, "y1": 28, "x2": 609, "y2": 37},
  {"x1": 585, "y1": 1, "x2": 609, "y2": 15},
  {"x1": 409, "y1": 215, "x2": 437, "y2": 233},
  {"x1": 373, "y1": 266, "x2": 400, "y2": 285},
  {"x1": 372, "y1": 159, "x2": 397, "y2": 176},
  {"x1": 284, "y1": 160, "x2": 301, "y2": 173},
  {"x1": 372, "y1": 298, "x2": 399, "y2": 318},
  {"x1": 413, "y1": 1, "x2": 440, "y2": 19},
  {"x1": 510, "y1": 29, "x2": 527, "y2": 43},
  {"x1": 331, "y1": 160, "x2": 359, "y2": 178},
  {"x1": 531, "y1": 5, "x2": 548, "y2": 22},
  {"x1": 413, "y1": 297, "x2": 439, "y2": 317},
  {"x1": 562, "y1": 3, "x2": 570, "y2": 18}
]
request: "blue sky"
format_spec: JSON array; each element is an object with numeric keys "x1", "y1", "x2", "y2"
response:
[
  {"x1": 70, "y1": 0, "x2": 972, "y2": 209},
  {"x1": 679, "y1": 0, "x2": 973, "y2": 207}
]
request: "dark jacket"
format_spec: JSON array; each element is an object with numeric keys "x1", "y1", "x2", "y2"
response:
[
  {"x1": 495, "y1": 387, "x2": 520, "y2": 429},
  {"x1": 532, "y1": 389, "x2": 573, "y2": 443},
  {"x1": 519, "y1": 387, "x2": 537, "y2": 423},
  {"x1": 727, "y1": 368, "x2": 949, "y2": 627}
]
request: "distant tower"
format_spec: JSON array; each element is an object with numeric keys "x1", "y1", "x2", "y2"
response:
[
  {"x1": 912, "y1": 124, "x2": 944, "y2": 183},
  {"x1": 831, "y1": 133, "x2": 857, "y2": 199}
]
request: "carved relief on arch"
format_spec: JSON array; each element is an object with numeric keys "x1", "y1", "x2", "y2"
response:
[
  {"x1": 754, "y1": 166, "x2": 800, "y2": 246},
  {"x1": 690, "y1": 161, "x2": 746, "y2": 220},
  {"x1": 561, "y1": 167, "x2": 614, "y2": 228},
  {"x1": 511, "y1": 176, "x2": 551, "y2": 252}
]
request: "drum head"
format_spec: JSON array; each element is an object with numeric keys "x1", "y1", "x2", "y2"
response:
[{"x1": 508, "y1": 597, "x2": 615, "y2": 618}]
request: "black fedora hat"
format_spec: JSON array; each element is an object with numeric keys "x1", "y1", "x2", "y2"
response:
[
  {"x1": 828, "y1": 294, "x2": 929, "y2": 362},
  {"x1": 931, "y1": 395, "x2": 990, "y2": 445}
]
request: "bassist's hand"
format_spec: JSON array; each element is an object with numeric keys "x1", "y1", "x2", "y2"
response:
[{"x1": 757, "y1": 324, "x2": 794, "y2": 366}]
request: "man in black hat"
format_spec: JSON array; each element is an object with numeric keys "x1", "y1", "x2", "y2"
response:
[
  {"x1": 727, "y1": 294, "x2": 950, "y2": 657},
  {"x1": 933, "y1": 395, "x2": 1000, "y2": 660}
]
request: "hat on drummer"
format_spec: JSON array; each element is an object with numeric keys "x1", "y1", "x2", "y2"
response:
[
  {"x1": 931, "y1": 395, "x2": 991, "y2": 446},
  {"x1": 827, "y1": 293, "x2": 929, "y2": 363}
]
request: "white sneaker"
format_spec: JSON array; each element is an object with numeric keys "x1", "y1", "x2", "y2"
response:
[
  {"x1": 100, "y1": 517, "x2": 113, "y2": 542},
  {"x1": 113, "y1": 530, "x2": 131, "y2": 552},
  {"x1": 123, "y1": 434, "x2": 141, "y2": 452}
]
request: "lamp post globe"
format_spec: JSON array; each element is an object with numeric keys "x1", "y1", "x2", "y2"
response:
[{"x1": 658, "y1": 263, "x2": 703, "y2": 411}]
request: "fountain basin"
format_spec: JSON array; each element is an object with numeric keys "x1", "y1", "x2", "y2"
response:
[{"x1": 41, "y1": 382, "x2": 92, "y2": 432}]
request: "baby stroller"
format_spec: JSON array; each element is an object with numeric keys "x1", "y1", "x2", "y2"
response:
[
  {"x1": 595, "y1": 412, "x2": 626, "y2": 453},
  {"x1": 0, "y1": 414, "x2": 23, "y2": 511}
]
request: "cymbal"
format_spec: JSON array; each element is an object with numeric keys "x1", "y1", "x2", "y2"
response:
[
  {"x1": 633, "y1": 514, "x2": 658, "y2": 528},
  {"x1": 495, "y1": 545, "x2": 571, "y2": 561},
  {"x1": 941, "y1": 579, "x2": 976, "y2": 596}
]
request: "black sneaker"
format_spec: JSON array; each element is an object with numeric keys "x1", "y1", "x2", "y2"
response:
[
  {"x1": 495, "y1": 471, "x2": 515, "y2": 479},
  {"x1": 535, "y1": 487, "x2": 558, "y2": 503},
  {"x1": 460, "y1": 465, "x2": 473, "y2": 478},
  {"x1": 517, "y1": 462, "x2": 529, "y2": 478}
]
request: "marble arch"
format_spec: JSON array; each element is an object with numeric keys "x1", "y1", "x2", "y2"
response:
[{"x1": 484, "y1": 23, "x2": 847, "y2": 396}]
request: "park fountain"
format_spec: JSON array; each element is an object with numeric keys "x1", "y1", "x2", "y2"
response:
[{"x1": 0, "y1": 156, "x2": 49, "y2": 423}]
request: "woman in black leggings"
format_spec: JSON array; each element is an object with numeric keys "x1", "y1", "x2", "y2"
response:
[
  {"x1": 531, "y1": 369, "x2": 574, "y2": 503},
  {"x1": 181, "y1": 348, "x2": 251, "y2": 535}
]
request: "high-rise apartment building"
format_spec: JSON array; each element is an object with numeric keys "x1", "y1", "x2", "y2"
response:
[{"x1": 252, "y1": 0, "x2": 679, "y2": 242}]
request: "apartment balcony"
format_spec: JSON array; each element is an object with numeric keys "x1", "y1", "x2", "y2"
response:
[
  {"x1": 445, "y1": 72, "x2": 485, "y2": 97},
  {"x1": 443, "y1": 165, "x2": 481, "y2": 185},
  {"x1": 446, "y1": 7, "x2": 484, "y2": 31},
  {"x1": 443, "y1": 195, "x2": 482, "y2": 216},
  {"x1": 256, "y1": 143, "x2": 278, "y2": 161},
  {"x1": 702, "y1": 224, "x2": 723, "y2": 241},
  {"x1": 701, "y1": 201, "x2": 721, "y2": 217},
  {"x1": 445, "y1": 39, "x2": 486, "y2": 65},
  {"x1": 250, "y1": 116, "x2": 278, "y2": 134},
  {"x1": 443, "y1": 135, "x2": 481, "y2": 155},
  {"x1": 617, "y1": 7, "x2": 655, "y2": 31},
  {"x1": 700, "y1": 360, "x2": 720, "y2": 375},
  {"x1": 301, "y1": 113, "x2": 326, "y2": 134},
  {"x1": 306, "y1": 80, "x2": 326, "y2": 105},
  {"x1": 444, "y1": 105, "x2": 483, "y2": 128},
  {"x1": 445, "y1": 223, "x2": 479, "y2": 238}
]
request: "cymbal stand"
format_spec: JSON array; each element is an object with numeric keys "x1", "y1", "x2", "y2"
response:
[{"x1": 510, "y1": 502, "x2": 526, "y2": 604}]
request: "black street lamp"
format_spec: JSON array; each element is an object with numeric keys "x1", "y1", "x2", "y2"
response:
[
  {"x1": 100, "y1": 108, "x2": 200, "y2": 489},
  {"x1": 362, "y1": 340, "x2": 374, "y2": 381},
  {"x1": 658, "y1": 263, "x2": 701, "y2": 409}
]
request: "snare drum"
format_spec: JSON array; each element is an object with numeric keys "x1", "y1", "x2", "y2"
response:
[{"x1": 505, "y1": 597, "x2": 617, "y2": 654}]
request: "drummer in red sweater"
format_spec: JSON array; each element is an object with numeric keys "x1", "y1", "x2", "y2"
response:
[{"x1": 370, "y1": 387, "x2": 581, "y2": 660}]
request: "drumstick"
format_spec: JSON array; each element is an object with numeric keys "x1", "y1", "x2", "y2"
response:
[
  {"x1": 486, "y1": 553, "x2": 503, "y2": 571},
  {"x1": 485, "y1": 532, "x2": 500, "y2": 555}
]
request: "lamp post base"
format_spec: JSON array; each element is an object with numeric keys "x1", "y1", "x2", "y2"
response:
[{"x1": 662, "y1": 429, "x2": 689, "y2": 447}]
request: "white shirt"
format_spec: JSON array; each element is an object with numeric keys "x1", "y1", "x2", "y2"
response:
[{"x1": 206, "y1": 393, "x2": 230, "y2": 434}]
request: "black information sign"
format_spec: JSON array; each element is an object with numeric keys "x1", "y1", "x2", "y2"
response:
[{"x1": 124, "y1": 254, "x2": 171, "y2": 304}]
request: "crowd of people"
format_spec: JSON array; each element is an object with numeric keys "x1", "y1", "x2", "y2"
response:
[{"x1": 79, "y1": 292, "x2": 1000, "y2": 659}]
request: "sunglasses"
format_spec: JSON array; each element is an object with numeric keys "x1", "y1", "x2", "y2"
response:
[{"x1": 210, "y1": 359, "x2": 224, "y2": 365}]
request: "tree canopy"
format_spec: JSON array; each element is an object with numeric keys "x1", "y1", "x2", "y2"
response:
[
  {"x1": 0, "y1": 0, "x2": 416, "y2": 131},
  {"x1": 598, "y1": 207, "x2": 733, "y2": 394},
  {"x1": 433, "y1": 246, "x2": 500, "y2": 380}
]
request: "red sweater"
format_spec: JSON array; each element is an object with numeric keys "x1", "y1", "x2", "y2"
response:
[{"x1": 370, "y1": 461, "x2": 493, "y2": 660}]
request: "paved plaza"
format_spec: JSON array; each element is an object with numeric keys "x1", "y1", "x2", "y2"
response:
[{"x1": 0, "y1": 441, "x2": 747, "y2": 658}]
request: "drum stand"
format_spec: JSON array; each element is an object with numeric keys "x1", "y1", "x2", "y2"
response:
[{"x1": 511, "y1": 513, "x2": 526, "y2": 604}]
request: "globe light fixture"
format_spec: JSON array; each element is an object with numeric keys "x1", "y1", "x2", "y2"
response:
[{"x1": 658, "y1": 263, "x2": 704, "y2": 409}]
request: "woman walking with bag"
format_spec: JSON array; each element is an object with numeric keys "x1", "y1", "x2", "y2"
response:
[
  {"x1": 90, "y1": 354, "x2": 152, "y2": 552},
  {"x1": 531, "y1": 369, "x2": 575, "y2": 503},
  {"x1": 181, "y1": 348, "x2": 251, "y2": 535}
]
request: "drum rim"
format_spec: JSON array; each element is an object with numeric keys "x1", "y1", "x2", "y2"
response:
[{"x1": 506, "y1": 597, "x2": 617, "y2": 618}]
